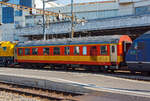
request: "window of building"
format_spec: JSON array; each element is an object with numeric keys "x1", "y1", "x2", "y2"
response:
[
  {"x1": 15, "y1": 10, "x2": 22, "y2": 16},
  {"x1": 135, "y1": 6, "x2": 150, "y2": 15},
  {"x1": 74, "y1": 46, "x2": 80, "y2": 55},
  {"x1": 53, "y1": 47, "x2": 60, "y2": 55},
  {"x1": 25, "y1": 48, "x2": 30, "y2": 55},
  {"x1": 43, "y1": 48, "x2": 49, "y2": 55},
  {"x1": 26, "y1": 16, "x2": 33, "y2": 19},
  {"x1": 100, "y1": 46, "x2": 107, "y2": 55},
  {"x1": 18, "y1": 48, "x2": 23, "y2": 55},
  {"x1": 32, "y1": 48, "x2": 38, "y2": 55},
  {"x1": 65, "y1": 47, "x2": 70, "y2": 55},
  {"x1": 83, "y1": 46, "x2": 87, "y2": 55}
]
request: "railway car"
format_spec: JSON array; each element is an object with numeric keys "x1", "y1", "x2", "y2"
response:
[
  {"x1": 126, "y1": 31, "x2": 150, "y2": 73},
  {"x1": 0, "y1": 41, "x2": 17, "y2": 66},
  {"x1": 15, "y1": 35, "x2": 132, "y2": 71}
]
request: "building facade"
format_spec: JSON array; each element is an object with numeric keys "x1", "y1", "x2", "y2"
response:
[{"x1": 1, "y1": 0, "x2": 150, "y2": 41}]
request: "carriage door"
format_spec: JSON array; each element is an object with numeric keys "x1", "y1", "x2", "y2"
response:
[
  {"x1": 90, "y1": 46, "x2": 97, "y2": 61},
  {"x1": 110, "y1": 45, "x2": 117, "y2": 62}
]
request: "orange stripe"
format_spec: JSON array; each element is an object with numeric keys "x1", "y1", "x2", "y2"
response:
[{"x1": 17, "y1": 60, "x2": 112, "y2": 66}]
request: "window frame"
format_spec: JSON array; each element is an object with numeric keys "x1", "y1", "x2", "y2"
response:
[
  {"x1": 100, "y1": 45, "x2": 108, "y2": 55},
  {"x1": 43, "y1": 47, "x2": 50, "y2": 55},
  {"x1": 64, "y1": 47, "x2": 70, "y2": 55},
  {"x1": 53, "y1": 47, "x2": 60, "y2": 55},
  {"x1": 90, "y1": 46, "x2": 98, "y2": 56},
  {"x1": 83, "y1": 46, "x2": 87, "y2": 55},
  {"x1": 2, "y1": 47, "x2": 7, "y2": 51},
  {"x1": 18, "y1": 48, "x2": 23, "y2": 56},
  {"x1": 32, "y1": 48, "x2": 38, "y2": 55},
  {"x1": 25, "y1": 48, "x2": 30, "y2": 55},
  {"x1": 74, "y1": 46, "x2": 80, "y2": 55},
  {"x1": 111, "y1": 46, "x2": 115, "y2": 53}
]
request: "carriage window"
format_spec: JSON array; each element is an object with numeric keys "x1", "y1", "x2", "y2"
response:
[
  {"x1": 90, "y1": 46, "x2": 97, "y2": 56},
  {"x1": 83, "y1": 46, "x2": 87, "y2": 55},
  {"x1": 18, "y1": 48, "x2": 23, "y2": 55},
  {"x1": 54, "y1": 47, "x2": 60, "y2": 55},
  {"x1": 112, "y1": 46, "x2": 115, "y2": 53},
  {"x1": 74, "y1": 46, "x2": 80, "y2": 55},
  {"x1": 32, "y1": 48, "x2": 38, "y2": 55},
  {"x1": 65, "y1": 47, "x2": 70, "y2": 55},
  {"x1": 100, "y1": 46, "x2": 107, "y2": 55},
  {"x1": 43, "y1": 48, "x2": 49, "y2": 55},
  {"x1": 25, "y1": 48, "x2": 30, "y2": 55}
]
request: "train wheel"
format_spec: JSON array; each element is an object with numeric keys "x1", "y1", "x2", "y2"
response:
[
  {"x1": 92, "y1": 66, "x2": 100, "y2": 72},
  {"x1": 110, "y1": 70, "x2": 115, "y2": 73},
  {"x1": 50, "y1": 65, "x2": 55, "y2": 70},
  {"x1": 141, "y1": 72, "x2": 149, "y2": 76},
  {"x1": 100, "y1": 66, "x2": 108, "y2": 73},
  {"x1": 37, "y1": 64, "x2": 45, "y2": 68},
  {"x1": 62, "y1": 65, "x2": 68, "y2": 71},
  {"x1": 130, "y1": 71, "x2": 136, "y2": 74},
  {"x1": 32, "y1": 64, "x2": 39, "y2": 69}
]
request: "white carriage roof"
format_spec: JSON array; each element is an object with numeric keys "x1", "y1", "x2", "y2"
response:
[{"x1": 16, "y1": 35, "x2": 125, "y2": 47}]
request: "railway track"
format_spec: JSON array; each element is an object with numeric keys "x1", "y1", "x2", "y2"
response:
[{"x1": 0, "y1": 82, "x2": 81, "y2": 101}]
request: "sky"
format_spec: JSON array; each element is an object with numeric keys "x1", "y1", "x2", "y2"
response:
[{"x1": 55, "y1": 0, "x2": 110, "y2": 5}]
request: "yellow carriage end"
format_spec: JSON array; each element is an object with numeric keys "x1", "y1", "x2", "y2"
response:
[{"x1": 0, "y1": 41, "x2": 17, "y2": 57}]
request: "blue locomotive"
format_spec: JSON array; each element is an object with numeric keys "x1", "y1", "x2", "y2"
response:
[{"x1": 126, "y1": 31, "x2": 150, "y2": 73}]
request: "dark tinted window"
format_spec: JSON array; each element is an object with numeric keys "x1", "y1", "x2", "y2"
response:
[
  {"x1": 2, "y1": 47, "x2": 7, "y2": 51},
  {"x1": 18, "y1": 48, "x2": 23, "y2": 55},
  {"x1": 32, "y1": 48, "x2": 38, "y2": 55},
  {"x1": 25, "y1": 48, "x2": 30, "y2": 55},
  {"x1": 65, "y1": 47, "x2": 70, "y2": 55},
  {"x1": 90, "y1": 46, "x2": 97, "y2": 56},
  {"x1": 53, "y1": 47, "x2": 60, "y2": 55},
  {"x1": 112, "y1": 46, "x2": 115, "y2": 53},
  {"x1": 43, "y1": 48, "x2": 49, "y2": 55},
  {"x1": 100, "y1": 46, "x2": 107, "y2": 55}
]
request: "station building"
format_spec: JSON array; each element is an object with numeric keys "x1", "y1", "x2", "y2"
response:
[{"x1": 0, "y1": 0, "x2": 150, "y2": 41}]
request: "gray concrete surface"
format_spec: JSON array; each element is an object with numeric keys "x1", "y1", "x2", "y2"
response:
[
  {"x1": 0, "y1": 67, "x2": 150, "y2": 98},
  {"x1": 0, "y1": 91, "x2": 42, "y2": 101}
]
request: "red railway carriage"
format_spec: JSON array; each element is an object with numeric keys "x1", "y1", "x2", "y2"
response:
[{"x1": 15, "y1": 35, "x2": 132, "y2": 71}]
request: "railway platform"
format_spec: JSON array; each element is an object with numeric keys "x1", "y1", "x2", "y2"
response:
[{"x1": 0, "y1": 67, "x2": 150, "y2": 100}]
